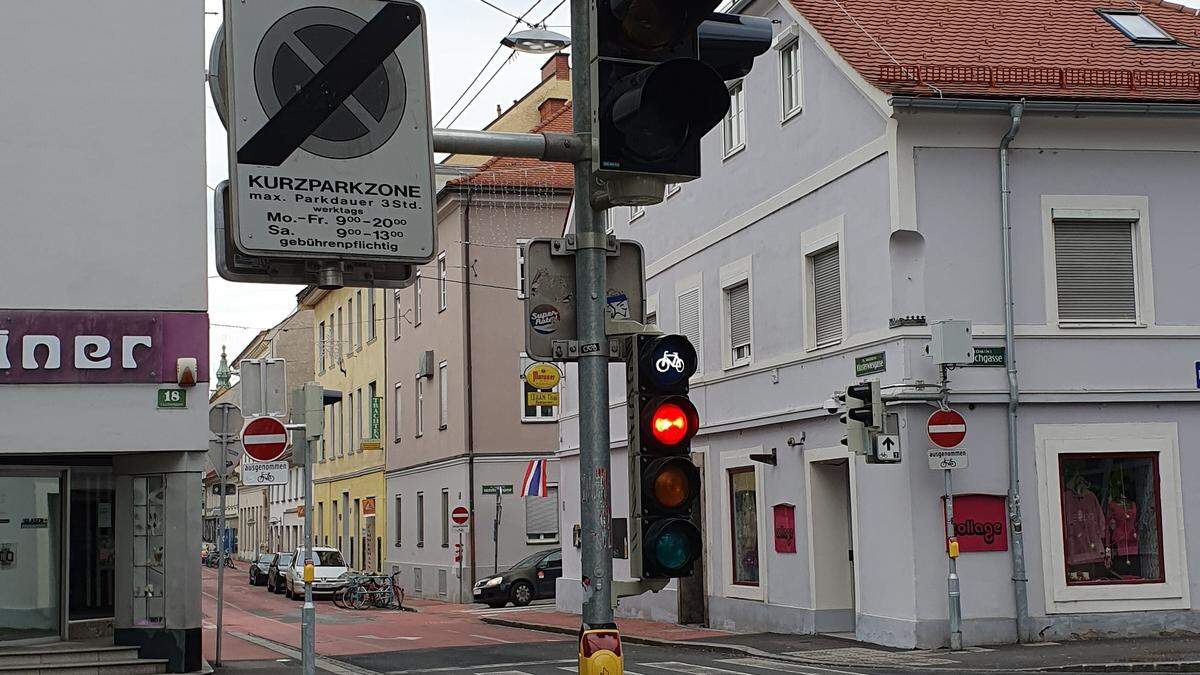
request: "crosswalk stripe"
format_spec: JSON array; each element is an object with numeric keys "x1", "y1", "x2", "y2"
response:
[
  {"x1": 558, "y1": 668, "x2": 646, "y2": 675},
  {"x1": 476, "y1": 671, "x2": 535, "y2": 674},
  {"x1": 717, "y1": 657, "x2": 860, "y2": 675},
  {"x1": 642, "y1": 662, "x2": 755, "y2": 674}
]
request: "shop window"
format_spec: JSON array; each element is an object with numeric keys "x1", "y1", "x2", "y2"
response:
[
  {"x1": 729, "y1": 467, "x2": 759, "y2": 586},
  {"x1": 1060, "y1": 453, "x2": 1164, "y2": 586}
]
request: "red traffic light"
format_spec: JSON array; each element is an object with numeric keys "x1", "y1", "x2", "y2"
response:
[{"x1": 647, "y1": 398, "x2": 698, "y2": 448}]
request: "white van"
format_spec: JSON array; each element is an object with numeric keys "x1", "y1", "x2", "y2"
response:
[{"x1": 284, "y1": 546, "x2": 348, "y2": 599}]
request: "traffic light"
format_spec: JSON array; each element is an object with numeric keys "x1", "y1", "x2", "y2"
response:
[
  {"x1": 627, "y1": 334, "x2": 702, "y2": 579},
  {"x1": 839, "y1": 380, "x2": 882, "y2": 457},
  {"x1": 593, "y1": 0, "x2": 773, "y2": 191}
]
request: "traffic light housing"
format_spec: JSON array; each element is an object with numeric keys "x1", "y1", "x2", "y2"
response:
[
  {"x1": 593, "y1": 0, "x2": 773, "y2": 190},
  {"x1": 627, "y1": 334, "x2": 702, "y2": 579},
  {"x1": 839, "y1": 380, "x2": 882, "y2": 456}
]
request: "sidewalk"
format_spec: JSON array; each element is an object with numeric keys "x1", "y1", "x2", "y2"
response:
[{"x1": 481, "y1": 610, "x2": 1200, "y2": 672}]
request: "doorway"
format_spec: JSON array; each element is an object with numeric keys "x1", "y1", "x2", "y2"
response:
[
  {"x1": 805, "y1": 450, "x2": 855, "y2": 634},
  {"x1": 0, "y1": 472, "x2": 64, "y2": 644}
]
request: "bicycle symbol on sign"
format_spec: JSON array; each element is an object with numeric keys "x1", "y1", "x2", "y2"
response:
[
  {"x1": 940, "y1": 458, "x2": 958, "y2": 469},
  {"x1": 656, "y1": 350, "x2": 685, "y2": 374}
]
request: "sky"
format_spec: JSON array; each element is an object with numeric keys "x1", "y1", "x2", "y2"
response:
[
  {"x1": 203, "y1": 0, "x2": 1200, "y2": 381},
  {"x1": 203, "y1": 0, "x2": 573, "y2": 379}
]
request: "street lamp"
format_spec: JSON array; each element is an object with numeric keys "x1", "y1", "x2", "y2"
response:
[{"x1": 501, "y1": 26, "x2": 571, "y2": 54}]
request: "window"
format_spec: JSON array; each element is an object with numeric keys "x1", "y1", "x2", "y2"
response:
[
  {"x1": 347, "y1": 391, "x2": 355, "y2": 453},
  {"x1": 722, "y1": 81, "x2": 746, "y2": 156},
  {"x1": 779, "y1": 37, "x2": 802, "y2": 118},
  {"x1": 520, "y1": 354, "x2": 560, "y2": 422},
  {"x1": 438, "y1": 361, "x2": 449, "y2": 430},
  {"x1": 1053, "y1": 220, "x2": 1137, "y2": 324},
  {"x1": 516, "y1": 239, "x2": 529, "y2": 299},
  {"x1": 437, "y1": 253, "x2": 448, "y2": 312},
  {"x1": 393, "y1": 291, "x2": 403, "y2": 339},
  {"x1": 630, "y1": 205, "x2": 644, "y2": 222},
  {"x1": 356, "y1": 387, "x2": 363, "y2": 447},
  {"x1": 810, "y1": 245, "x2": 843, "y2": 346},
  {"x1": 369, "y1": 290, "x2": 378, "y2": 341},
  {"x1": 526, "y1": 485, "x2": 559, "y2": 543},
  {"x1": 726, "y1": 282, "x2": 752, "y2": 367},
  {"x1": 677, "y1": 284, "x2": 702, "y2": 374},
  {"x1": 603, "y1": 210, "x2": 614, "y2": 235},
  {"x1": 368, "y1": 381, "x2": 377, "y2": 440},
  {"x1": 1059, "y1": 453, "x2": 1164, "y2": 586},
  {"x1": 347, "y1": 297, "x2": 354, "y2": 353},
  {"x1": 355, "y1": 291, "x2": 363, "y2": 349},
  {"x1": 336, "y1": 307, "x2": 343, "y2": 359},
  {"x1": 414, "y1": 273, "x2": 423, "y2": 326},
  {"x1": 317, "y1": 321, "x2": 326, "y2": 372},
  {"x1": 729, "y1": 467, "x2": 759, "y2": 586},
  {"x1": 1099, "y1": 10, "x2": 1175, "y2": 44},
  {"x1": 393, "y1": 383, "x2": 403, "y2": 441},
  {"x1": 416, "y1": 493, "x2": 425, "y2": 547},
  {"x1": 415, "y1": 377, "x2": 424, "y2": 437},
  {"x1": 336, "y1": 400, "x2": 344, "y2": 456},
  {"x1": 321, "y1": 409, "x2": 328, "y2": 460},
  {"x1": 441, "y1": 489, "x2": 450, "y2": 547},
  {"x1": 394, "y1": 495, "x2": 402, "y2": 546}
]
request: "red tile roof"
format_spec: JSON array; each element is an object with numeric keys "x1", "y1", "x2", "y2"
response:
[
  {"x1": 788, "y1": 0, "x2": 1200, "y2": 101},
  {"x1": 448, "y1": 103, "x2": 576, "y2": 190}
]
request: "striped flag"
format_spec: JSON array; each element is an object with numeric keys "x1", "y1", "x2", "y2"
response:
[{"x1": 520, "y1": 459, "x2": 548, "y2": 498}]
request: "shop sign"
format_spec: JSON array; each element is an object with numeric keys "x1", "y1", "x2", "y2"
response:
[
  {"x1": 944, "y1": 494, "x2": 1008, "y2": 552},
  {"x1": 0, "y1": 543, "x2": 14, "y2": 568},
  {"x1": 362, "y1": 497, "x2": 376, "y2": 517},
  {"x1": 370, "y1": 397, "x2": 382, "y2": 440},
  {"x1": 854, "y1": 352, "x2": 886, "y2": 377},
  {"x1": 0, "y1": 310, "x2": 207, "y2": 384},
  {"x1": 524, "y1": 362, "x2": 562, "y2": 390},
  {"x1": 526, "y1": 391, "x2": 560, "y2": 407},
  {"x1": 773, "y1": 503, "x2": 797, "y2": 554},
  {"x1": 20, "y1": 517, "x2": 48, "y2": 529}
]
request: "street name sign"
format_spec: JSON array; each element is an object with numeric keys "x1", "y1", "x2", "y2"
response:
[
  {"x1": 242, "y1": 416, "x2": 291, "y2": 463},
  {"x1": 482, "y1": 484, "x2": 514, "y2": 495},
  {"x1": 928, "y1": 409, "x2": 967, "y2": 449},
  {"x1": 224, "y1": 0, "x2": 435, "y2": 264},
  {"x1": 242, "y1": 460, "x2": 290, "y2": 486},
  {"x1": 855, "y1": 352, "x2": 887, "y2": 377}
]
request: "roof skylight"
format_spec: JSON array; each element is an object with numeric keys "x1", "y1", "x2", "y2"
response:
[{"x1": 1098, "y1": 10, "x2": 1177, "y2": 44}]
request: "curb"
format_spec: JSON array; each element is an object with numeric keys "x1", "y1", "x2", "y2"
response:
[
  {"x1": 230, "y1": 630, "x2": 382, "y2": 675},
  {"x1": 479, "y1": 617, "x2": 1200, "y2": 673}
]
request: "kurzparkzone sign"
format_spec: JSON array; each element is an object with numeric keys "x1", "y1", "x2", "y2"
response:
[{"x1": 223, "y1": 0, "x2": 435, "y2": 264}]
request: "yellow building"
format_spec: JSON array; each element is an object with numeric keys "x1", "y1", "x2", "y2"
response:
[{"x1": 298, "y1": 286, "x2": 388, "y2": 572}]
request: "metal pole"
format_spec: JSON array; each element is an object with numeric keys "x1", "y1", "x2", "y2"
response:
[
  {"x1": 570, "y1": 0, "x2": 616, "y2": 632},
  {"x1": 215, "y1": 408, "x2": 228, "y2": 667},
  {"x1": 493, "y1": 490, "x2": 501, "y2": 575},
  {"x1": 945, "y1": 469, "x2": 963, "y2": 651},
  {"x1": 302, "y1": 438, "x2": 316, "y2": 675}
]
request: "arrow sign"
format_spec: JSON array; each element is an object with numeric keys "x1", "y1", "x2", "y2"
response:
[{"x1": 875, "y1": 434, "x2": 901, "y2": 462}]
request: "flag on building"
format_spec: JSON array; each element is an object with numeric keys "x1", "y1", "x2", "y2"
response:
[{"x1": 521, "y1": 459, "x2": 547, "y2": 498}]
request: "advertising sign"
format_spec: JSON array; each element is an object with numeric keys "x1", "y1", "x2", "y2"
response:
[
  {"x1": 944, "y1": 494, "x2": 1008, "y2": 552},
  {"x1": 773, "y1": 504, "x2": 797, "y2": 554}
]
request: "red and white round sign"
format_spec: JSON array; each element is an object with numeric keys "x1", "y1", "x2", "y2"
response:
[
  {"x1": 928, "y1": 409, "x2": 967, "y2": 449},
  {"x1": 451, "y1": 506, "x2": 470, "y2": 526},
  {"x1": 241, "y1": 416, "x2": 290, "y2": 462}
]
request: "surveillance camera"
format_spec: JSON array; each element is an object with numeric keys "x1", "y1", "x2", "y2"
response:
[{"x1": 824, "y1": 397, "x2": 839, "y2": 414}]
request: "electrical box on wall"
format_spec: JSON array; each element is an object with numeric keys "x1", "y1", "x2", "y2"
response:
[{"x1": 928, "y1": 320, "x2": 974, "y2": 365}]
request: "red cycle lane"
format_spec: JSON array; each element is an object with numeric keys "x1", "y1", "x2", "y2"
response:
[{"x1": 200, "y1": 566, "x2": 565, "y2": 662}]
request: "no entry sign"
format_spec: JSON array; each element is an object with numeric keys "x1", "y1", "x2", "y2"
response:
[
  {"x1": 242, "y1": 416, "x2": 290, "y2": 462},
  {"x1": 451, "y1": 506, "x2": 469, "y2": 527},
  {"x1": 928, "y1": 409, "x2": 967, "y2": 449}
]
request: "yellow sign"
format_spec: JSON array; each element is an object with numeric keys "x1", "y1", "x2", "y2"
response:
[
  {"x1": 523, "y1": 363, "x2": 562, "y2": 390},
  {"x1": 527, "y1": 391, "x2": 561, "y2": 407}
]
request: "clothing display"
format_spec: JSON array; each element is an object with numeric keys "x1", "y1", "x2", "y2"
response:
[
  {"x1": 1063, "y1": 488, "x2": 1107, "y2": 566},
  {"x1": 1107, "y1": 499, "x2": 1139, "y2": 557}
]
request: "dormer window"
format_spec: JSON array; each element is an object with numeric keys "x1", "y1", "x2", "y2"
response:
[{"x1": 1098, "y1": 10, "x2": 1176, "y2": 44}]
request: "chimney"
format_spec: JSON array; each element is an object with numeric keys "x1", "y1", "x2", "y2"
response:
[
  {"x1": 538, "y1": 97, "x2": 567, "y2": 123},
  {"x1": 540, "y1": 53, "x2": 571, "y2": 82}
]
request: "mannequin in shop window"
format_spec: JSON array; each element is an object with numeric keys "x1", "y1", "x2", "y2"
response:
[
  {"x1": 1106, "y1": 469, "x2": 1140, "y2": 578},
  {"x1": 1062, "y1": 468, "x2": 1110, "y2": 583}
]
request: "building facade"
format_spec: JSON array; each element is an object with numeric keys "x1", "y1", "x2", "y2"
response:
[
  {"x1": 384, "y1": 103, "x2": 574, "y2": 603},
  {"x1": 0, "y1": 1, "x2": 207, "y2": 670},
  {"x1": 556, "y1": 0, "x2": 1200, "y2": 650},
  {"x1": 301, "y1": 287, "x2": 388, "y2": 572}
]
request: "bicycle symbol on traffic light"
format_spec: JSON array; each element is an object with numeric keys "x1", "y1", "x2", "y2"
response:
[{"x1": 656, "y1": 351, "x2": 685, "y2": 374}]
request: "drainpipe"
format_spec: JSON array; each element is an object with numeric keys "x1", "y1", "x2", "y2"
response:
[
  {"x1": 463, "y1": 194, "x2": 478, "y2": 587},
  {"x1": 999, "y1": 101, "x2": 1030, "y2": 642}
]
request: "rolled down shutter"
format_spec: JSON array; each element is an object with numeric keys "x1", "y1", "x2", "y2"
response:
[
  {"x1": 728, "y1": 283, "x2": 751, "y2": 349},
  {"x1": 1054, "y1": 220, "x2": 1137, "y2": 322},
  {"x1": 812, "y1": 246, "x2": 842, "y2": 345},
  {"x1": 678, "y1": 287, "x2": 702, "y2": 372},
  {"x1": 525, "y1": 486, "x2": 559, "y2": 537}
]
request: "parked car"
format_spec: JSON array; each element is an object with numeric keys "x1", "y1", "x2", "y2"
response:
[
  {"x1": 472, "y1": 548, "x2": 562, "y2": 608},
  {"x1": 248, "y1": 553, "x2": 274, "y2": 586},
  {"x1": 266, "y1": 552, "x2": 294, "y2": 594},
  {"x1": 284, "y1": 547, "x2": 348, "y2": 600}
]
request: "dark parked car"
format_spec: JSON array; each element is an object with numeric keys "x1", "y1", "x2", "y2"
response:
[
  {"x1": 472, "y1": 548, "x2": 562, "y2": 608},
  {"x1": 248, "y1": 553, "x2": 274, "y2": 586},
  {"x1": 266, "y1": 552, "x2": 294, "y2": 594}
]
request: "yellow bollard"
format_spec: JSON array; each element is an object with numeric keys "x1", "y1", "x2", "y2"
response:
[{"x1": 579, "y1": 628, "x2": 623, "y2": 675}]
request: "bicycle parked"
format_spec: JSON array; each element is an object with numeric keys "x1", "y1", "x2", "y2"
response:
[{"x1": 334, "y1": 572, "x2": 405, "y2": 610}]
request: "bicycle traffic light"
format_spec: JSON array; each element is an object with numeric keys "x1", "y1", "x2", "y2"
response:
[
  {"x1": 627, "y1": 334, "x2": 702, "y2": 579},
  {"x1": 593, "y1": 0, "x2": 773, "y2": 191}
]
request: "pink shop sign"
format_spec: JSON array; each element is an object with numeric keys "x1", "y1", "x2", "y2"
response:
[{"x1": 0, "y1": 310, "x2": 208, "y2": 385}]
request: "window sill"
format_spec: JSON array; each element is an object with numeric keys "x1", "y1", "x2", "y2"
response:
[
  {"x1": 439, "y1": 425, "x2": 447, "y2": 431},
  {"x1": 367, "y1": 337, "x2": 378, "y2": 345},
  {"x1": 781, "y1": 106, "x2": 803, "y2": 124},
  {"x1": 807, "y1": 337, "x2": 844, "y2": 353},
  {"x1": 521, "y1": 418, "x2": 559, "y2": 424},
  {"x1": 416, "y1": 543, "x2": 424, "y2": 548},
  {"x1": 527, "y1": 539, "x2": 560, "y2": 545},
  {"x1": 723, "y1": 144, "x2": 746, "y2": 162},
  {"x1": 630, "y1": 211, "x2": 645, "y2": 223},
  {"x1": 442, "y1": 544, "x2": 449, "y2": 549},
  {"x1": 726, "y1": 359, "x2": 752, "y2": 371},
  {"x1": 1056, "y1": 321, "x2": 1146, "y2": 329}
]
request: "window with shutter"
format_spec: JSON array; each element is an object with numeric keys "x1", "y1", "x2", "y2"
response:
[
  {"x1": 525, "y1": 485, "x2": 559, "y2": 542},
  {"x1": 811, "y1": 246, "x2": 842, "y2": 346},
  {"x1": 438, "y1": 362, "x2": 449, "y2": 430},
  {"x1": 678, "y1": 287, "x2": 702, "y2": 373},
  {"x1": 727, "y1": 282, "x2": 752, "y2": 366},
  {"x1": 1054, "y1": 220, "x2": 1137, "y2": 323}
]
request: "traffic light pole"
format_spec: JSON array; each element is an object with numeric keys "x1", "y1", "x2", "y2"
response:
[
  {"x1": 570, "y1": 0, "x2": 617, "y2": 632},
  {"x1": 301, "y1": 437, "x2": 316, "y2": 675},
  {"x1": 939, "y1": 365, "x2": 963, "y2": 651}
]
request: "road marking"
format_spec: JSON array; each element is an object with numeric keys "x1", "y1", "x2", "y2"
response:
[
  {"x1": 559, "y1": 668, "x2": 646, "y2": 675},
  {"x1": 642, "y1": 663, "x2": 752, "y2": 674},
  {"x1": 470, "y1": 634, "x2": 513, "y2": 644},
  {"x1": 718, "y1": 658, "x2": 861, "y2": 675},
  {"x1": 388, "y1": 659, "x2": 574, "y2": 674},
  {"x1": 475, "y1": 671, "x2": 534, "y2": 675},
  {"x1": 356, "y1": 634, "x2": 422, "y2": 641},
  {"x1": 230, "y1": 631, "x2": 379, "y2": 675}
]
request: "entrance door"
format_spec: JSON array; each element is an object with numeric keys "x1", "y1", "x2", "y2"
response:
[
  {"x1": 806, "y1": 455, "x2": 855, "y2": 634},
  {"x1": 0, "y1": 473, "x2": 63, "y2": 643}
]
